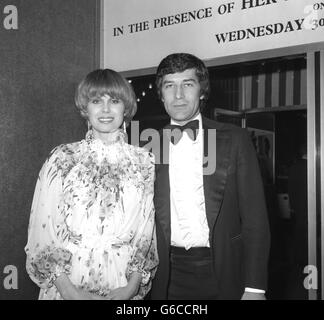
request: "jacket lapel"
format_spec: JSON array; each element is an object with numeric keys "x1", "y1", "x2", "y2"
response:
[{"x1": 202, "y1": 117, "x2": 232, "y2": 233}]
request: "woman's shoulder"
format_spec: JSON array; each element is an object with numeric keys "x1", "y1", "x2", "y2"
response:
[
  {"x1": 48, "y1": 141, "x2": 81, "y2": 155},
  {"x1": 36, "y1": 140, "x2": 88, "y2": 181},
  {"x1": 46, "y1": 140, "x2": 85, "y2": 164}
]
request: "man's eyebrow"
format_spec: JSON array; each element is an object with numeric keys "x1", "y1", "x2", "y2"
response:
[
  {"x1": 183, "y1": 78, "x2": 198, "y2": 82},
  {"x1": 162, "y1": 80, "x2": 174, "y2": 84},
  {"x1": 162, "y1": 78, "x2": 198, "y2": 84}
]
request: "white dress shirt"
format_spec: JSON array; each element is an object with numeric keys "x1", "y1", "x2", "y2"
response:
[{"x1": 169, "y1": 114, "x2": 209, "y2": 249}]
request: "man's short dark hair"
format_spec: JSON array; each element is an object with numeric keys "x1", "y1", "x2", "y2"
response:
[{"x1": 155, "y1": 53, "x2": 210, "y2": 110}]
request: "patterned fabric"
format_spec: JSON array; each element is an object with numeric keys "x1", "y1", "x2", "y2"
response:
[{"x1": 25, "y1": 129, "x2": 158, "y2": 300}]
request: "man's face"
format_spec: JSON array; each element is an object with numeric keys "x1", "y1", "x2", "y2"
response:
[{"x1": 161, "y1": 68, "x2": 203, "y2": 125}]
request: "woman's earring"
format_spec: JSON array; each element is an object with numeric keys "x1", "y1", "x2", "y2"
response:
[
  {"x1": 123, "y1": 121, "x2": 127, "y2": 132},
  {"x1": 87, "y1": 121, "x2": 92, "y2": 131}
]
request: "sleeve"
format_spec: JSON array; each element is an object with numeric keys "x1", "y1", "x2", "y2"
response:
[
  {"x1": 236, "y1": 129, "x2": 271, "y2": 290},
  {"x1": 24, "y1": 148, "x2": 73, "y2": 289},
  {"x1": 125, "y1": 152, "x2": 159, "y2": 300}
]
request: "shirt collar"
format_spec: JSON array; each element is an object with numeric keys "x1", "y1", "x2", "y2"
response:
[{"x1": 170, "y1": 113, "x2": 202, "y2": 127}]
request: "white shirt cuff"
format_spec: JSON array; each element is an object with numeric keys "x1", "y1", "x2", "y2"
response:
[{"x1": 244, "y1": 287, "x2": 265, "y2": 293}]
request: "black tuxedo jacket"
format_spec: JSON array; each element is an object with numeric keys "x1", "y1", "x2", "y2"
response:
[{"x1": 148, "y1": 117, "x2": 270, "y2": 299}]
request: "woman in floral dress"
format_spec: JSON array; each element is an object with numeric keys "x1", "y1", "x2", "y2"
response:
[{"x1": 25, "y1": 69, "x2": 158, "y2": 300}]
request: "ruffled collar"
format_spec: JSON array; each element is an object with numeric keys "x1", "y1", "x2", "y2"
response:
[
  {"x1": 85, "y1": 129, "x2": 126, "y2": 145},
  {"x1": 85, "y1": 129, "x2": 127, "y2": 163}
]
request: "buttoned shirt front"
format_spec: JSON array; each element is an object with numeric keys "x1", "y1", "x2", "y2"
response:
[{"x1": 169, "y1": 113, "x2": 210, "y2": 249}]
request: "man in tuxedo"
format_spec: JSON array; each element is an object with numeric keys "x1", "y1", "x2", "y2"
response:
[{"x1": 149, "y1": 53, "x2": 270, "y2": 300}]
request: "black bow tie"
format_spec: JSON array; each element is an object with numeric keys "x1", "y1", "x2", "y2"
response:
[{"x1": 165, "y1": 120, "x2": 199, "y2": 145}]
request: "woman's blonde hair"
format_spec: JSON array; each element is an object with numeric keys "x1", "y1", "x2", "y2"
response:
[{"x1": 75, "y1": 69, "x2": 137, "y2": 125}]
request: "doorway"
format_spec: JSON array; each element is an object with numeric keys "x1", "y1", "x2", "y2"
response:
[{"x1": 247, "y1": 110, "x2": 307, "y2": 299}]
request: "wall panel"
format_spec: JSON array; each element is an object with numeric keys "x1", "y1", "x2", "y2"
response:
[{"x1": 0, "y1": 0, "x2": 99, "y2": 299}]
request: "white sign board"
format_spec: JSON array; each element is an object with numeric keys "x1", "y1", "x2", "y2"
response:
[{"x1": 101, "y1": 0, "x2": 324, "y2": 72}]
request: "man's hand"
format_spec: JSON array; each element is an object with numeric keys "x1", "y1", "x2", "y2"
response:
[{"x1": 241, "y1": 292, "x2": 266, "y2": 300}]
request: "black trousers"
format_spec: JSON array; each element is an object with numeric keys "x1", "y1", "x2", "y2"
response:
[{"x1": 167, "y1": 246, "x2": 218, "y2": 300}]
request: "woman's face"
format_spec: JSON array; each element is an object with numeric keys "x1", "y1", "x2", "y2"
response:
[{"x1": 86, "y1": 94, "x2": 125, "y2": 140}]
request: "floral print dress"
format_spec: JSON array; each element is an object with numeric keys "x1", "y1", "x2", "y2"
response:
[{"x1": 25, "y1": 130, "x2": 158, "y2": 300}]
